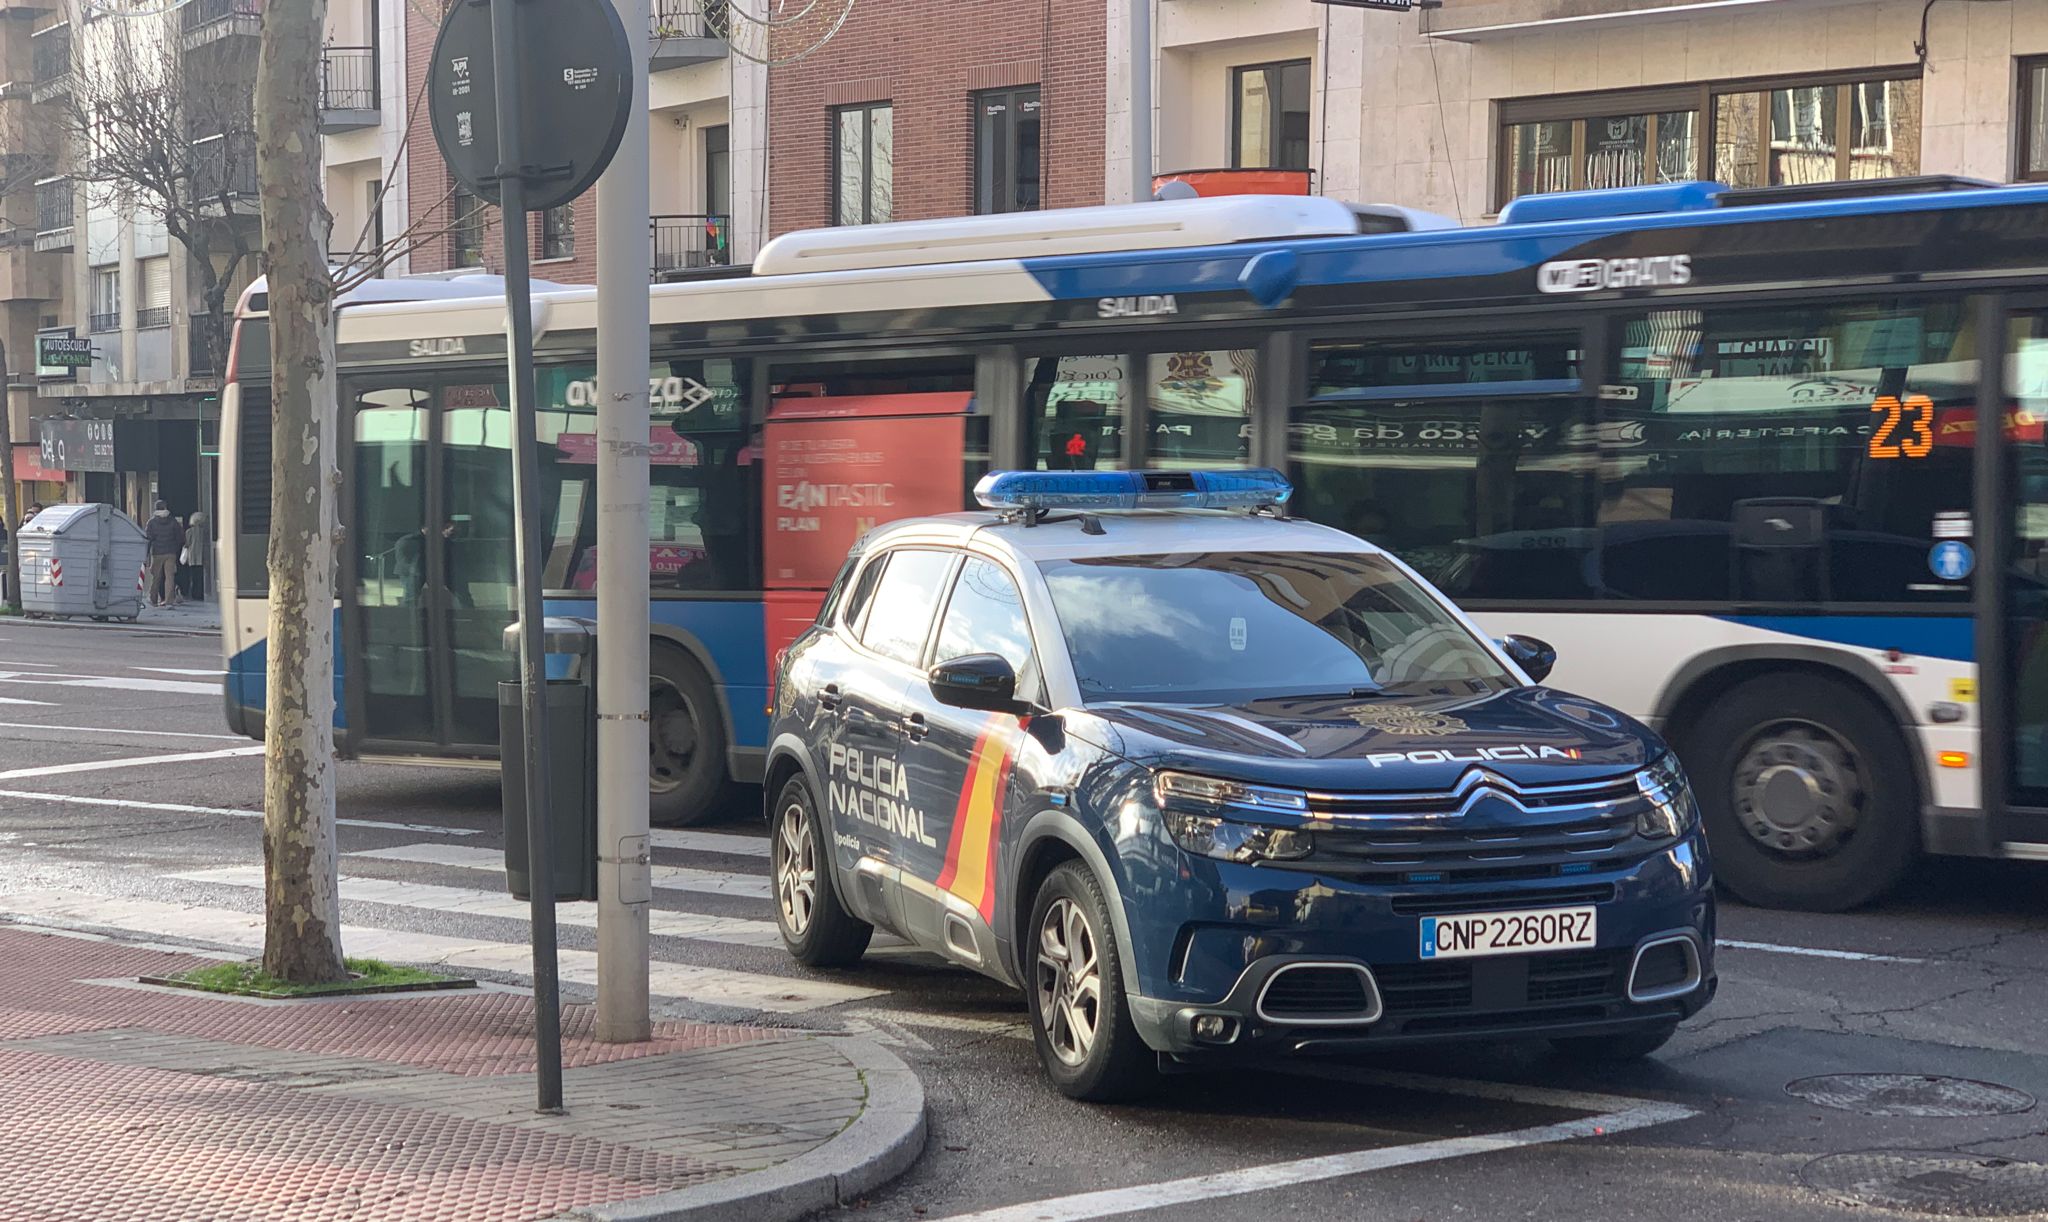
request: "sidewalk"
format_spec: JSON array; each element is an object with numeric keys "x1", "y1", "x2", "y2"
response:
[
  {"x1": 9, "y1": 598, "x2": 222, "y2": 635},
  {"x1": 0, "y1": 923, "x2": 925, "y2": 1222}
]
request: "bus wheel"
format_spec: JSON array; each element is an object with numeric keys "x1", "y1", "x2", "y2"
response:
[
  {"x1": 1684, "y1": 674, "x2": 1918, "y2": 912},
  {"x1": 649, "y1": 646, "x2": 729, "y2": 827}
]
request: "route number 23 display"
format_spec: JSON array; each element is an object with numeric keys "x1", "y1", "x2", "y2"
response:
[{"x1": 1867, "y1": 393, "x2": 1936, "y2": 460}]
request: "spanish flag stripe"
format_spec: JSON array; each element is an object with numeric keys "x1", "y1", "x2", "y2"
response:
[
  {"x1": 974, "y1": 749, "x2": 1015, "y2": 924},
  {"x1": 934, "y1": 730, "x2": 994, "y2": 893},
  {"x1": 946, "y1": 730, "x2": 1008, "y2": 915}
]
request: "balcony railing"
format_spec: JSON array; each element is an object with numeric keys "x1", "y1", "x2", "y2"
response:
[
  {"x1": 191, "y1": 133, "x2": 258, "y2": 210},
  {"x1": 650, "y1": 214, "x2": 729, "y2": 278},
  {"x1": 136, "y1": 306, "x2": 171, "y2": 330},
  {"x1": 34, "y1": 177, "x2": 71, "y2": 252},
  {"x1": 319, "y1": 45, "x2": 378, "y2": 131},
  {"x1": 30, "y1": 24, "x2": 69, "y2": 99},
  {"x1": 187, "y1": 317, "x2": 218, "y2": 378},
  {"x1": 88, "y1": 311, "x2": 118, "y2": 334},
  {"x1": 650, "y1": 0, "x2": 726, "y2": 70},
  {"x1": 182, "y1": 0, "x2": 261, "y2": 45}
]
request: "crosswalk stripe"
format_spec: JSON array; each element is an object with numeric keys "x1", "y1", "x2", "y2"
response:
[
  {"x1": 352, "y1": 842, "x2": 771, "y2": 899},
  {"x1": 171, "y1": 866, "x2": 787, "y2": 948},
  {"x1": 0, "y1": 890, "x2": 880, "y2": 1013},
  {"x1": 648, "y1": 829, "x2": 769, "y2": 858}
]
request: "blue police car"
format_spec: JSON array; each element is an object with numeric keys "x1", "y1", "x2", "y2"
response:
[{"x1": 766, "y1": 470, "x2": 1715, "y2": 1100}]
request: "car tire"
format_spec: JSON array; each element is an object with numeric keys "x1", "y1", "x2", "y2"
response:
[
  {"x1": 770, "y1": 776, "x2": 872, "y2": 967},
  {"x1": 1550, "y1": 1023, "x2": 1677, "y2": 1063},
  {"x1": 1682, "y1": 674, "x2": 1917, "y2": 913},
  {"x1": 649, "y1": 645, "x2": 731, "y2": 827},
  {"x1": 1026, "y1": 862, "x2": 1157, "y2": 1102}
]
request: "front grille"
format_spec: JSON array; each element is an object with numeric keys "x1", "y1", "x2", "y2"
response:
[
  {"x1": 1258, "y1": 965, "x2": 1376, "y2": 1020},
  {"x1": 1528, "y1": 949, "x2": 1627, "y2": 1003},
  {"x1": 1391, "y1": 884, "x2": 1615, "y2": 917},
  {"x1": 1374, "y1": 949, "x2": 1629, "y2": 1018},
  {"x1": 1374, "y1": 961, "x2": 1473, "y2": 1012}
]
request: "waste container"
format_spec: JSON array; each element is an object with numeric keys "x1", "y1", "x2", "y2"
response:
[
  {"x1": 500, "y1": 616, "x2": 599, "y2": 903},
  {"x1": 17, "y1": 503, "x2": 148, "y2": 621}
]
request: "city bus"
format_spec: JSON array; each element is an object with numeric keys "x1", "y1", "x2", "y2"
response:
[{"x1": 220, "y1": 180, "x2": 2048, "y2": 911}]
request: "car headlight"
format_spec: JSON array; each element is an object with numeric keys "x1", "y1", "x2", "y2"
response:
[
  {"x1": 1636, "y1": 752, "x2": 1699, "y2": 841},
  {"x1": 1154, "y1": 771, "x2": 1314, "y2": 863}
]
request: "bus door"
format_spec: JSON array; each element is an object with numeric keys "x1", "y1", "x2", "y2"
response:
[
  {"x1": 342, "y1": 376, "x2": 518, "y2": 756},
  {"x1": 760, "y1": 389, "x2": 976, "y2": 669},
  {"x1": 1996, "y1": 306, "x2": 2048, "y2": 849}
]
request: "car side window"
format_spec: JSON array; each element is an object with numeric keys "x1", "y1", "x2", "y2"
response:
[
  {"x1": 857, "y1": 549, "x2": 956, "y2": 666},
  {"x1": 935, "y1": 556, "x2": 1042, "y2": 701},
  {"x1": 839, "y1": 552, "x2": 890, "y2": 636}
]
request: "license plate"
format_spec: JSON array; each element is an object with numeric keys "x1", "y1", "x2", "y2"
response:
[{"x1": 1420, "y1": 906, "x2": 1598, "y2": 960}]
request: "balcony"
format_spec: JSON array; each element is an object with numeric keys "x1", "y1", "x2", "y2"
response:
[
  {"x1": 650, "y1": 215, "x2": 730, "y2": 279},
  {"x1": 187, "y1": 317, "x2": 219, "y2": 379},
  {"x1": 183, "y1": 0, "x2": 262, "y2": 50},
  {"x1": 136, "y1": 306, "x2": 171, "y2": 330},
  {"x1": 33, "y1": 178, "x2": 71, "y2": 253},
  {"x1": 650, "y1": 0, "x2": 726, "y2": 72},
  {"x1": 0, "y1": 249, "x2": 58, "y2": 302},
  {"x1": 319, "y1": 45, "x2": 379, "y2": 133},
  {"x1": 191, "y1": 133, "x2": 258, "y2": 217},
  {"x1": 29, "y1": 22, "x2": 68, "y2": 105},
  {"x1": 88, "y1": 311, "x2": 118, "y2": 335}
]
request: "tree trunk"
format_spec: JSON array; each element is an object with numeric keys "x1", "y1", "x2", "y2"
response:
[
  {"x1": 0, "y1": 343, "x2": 20, "y2": 614},
  {"x1": 256, "y1": 0, "x2": 345, "y2": 984}
]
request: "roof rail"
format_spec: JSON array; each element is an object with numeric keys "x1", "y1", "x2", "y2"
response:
[
  {"x1": 752, "y1": 196, "x2": 1368, "y2": 276},
  {"x1": 1715, "y1": 175, "x2": 1998, "y2": 208},
  {"x1": 1498, "y1": 181, "x2": 1723, "y2": 227}
]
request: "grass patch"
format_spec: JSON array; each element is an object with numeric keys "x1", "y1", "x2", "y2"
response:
[{"x1": 158, "y1": 957, "x2": 470, "y2": 998}]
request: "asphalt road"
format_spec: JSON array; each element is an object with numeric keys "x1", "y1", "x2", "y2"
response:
[{"x1": 1, "y1": 619, "x2": 2045, "y2": 1221}]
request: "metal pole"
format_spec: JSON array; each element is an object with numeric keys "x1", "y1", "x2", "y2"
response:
[
  {"x1": 1130, "y1": 0, "x2": 1152, "y2": 201},
  {"x1": 488, "y1": 0, "x2": 566, "y2": 1113},
  {"x1": 595, "y1": 0, "x2": 652, "y2": 1042}
]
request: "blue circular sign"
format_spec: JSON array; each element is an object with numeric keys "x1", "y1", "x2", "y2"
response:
[{"x1": 1929, "y1": 540, "x2": 1975, "y2": 582}]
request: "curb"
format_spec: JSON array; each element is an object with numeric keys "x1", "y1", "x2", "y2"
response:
[
  {"x1": 568, "y1": 1033, "x2": 927, "y2": 1222},
  {"x1": 4, "y1": 614, "x2": 219, "y2": 638}
]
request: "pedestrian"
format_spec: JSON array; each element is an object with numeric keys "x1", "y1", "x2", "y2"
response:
[
  {"x1": 180, "y1": 509, "x2": 209, "y2": 602},
  {"x1": 143, "y1": 500, "x2": 184, "y2": 608},
  {"x1": 21, "y1": 502, "x2": 40, "y2": 529}
]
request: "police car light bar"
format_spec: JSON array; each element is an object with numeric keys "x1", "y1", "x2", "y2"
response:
[{"x1": 973, "y1": 468, "x2": 1294, "y2": 512}]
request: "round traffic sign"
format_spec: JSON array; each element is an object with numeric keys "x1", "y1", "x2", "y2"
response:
[{"x1": 428, "y1": 0, "x2": 634, "y2": 213}]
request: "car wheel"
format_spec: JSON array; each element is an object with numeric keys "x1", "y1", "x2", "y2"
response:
[
  {"x1": 649, "y1": 646, "x2": 731, "y2": 827},
  {"x1": 1551, "y1": 1023, "x2": 1677, "y2": 1063},
  {"x1": 1683, "y1": 674, "x2": 1917, "y2": 912},
  {"x1": 1027, "y1": 861, "x2": 1156, "y2": 1102},
  {"x1": 771, "y1": 777, "x2": 872, "y2": 967}
]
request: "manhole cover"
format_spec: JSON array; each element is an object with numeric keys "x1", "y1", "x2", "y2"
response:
[
  {"x1": 1801, "y1": 1151, "x2": 2048, "y2": 1217},
  {"x1": 1787, "y1": 1074, "x2": 2036, "y2": 1118}
]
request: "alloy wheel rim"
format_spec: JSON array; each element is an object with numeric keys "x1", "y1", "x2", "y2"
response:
[
  {"x1": 1731, "y1": 719, "x2": 1865, "y2": 857},
  {"x1": 775, "y1": 800, "x2": 816, "y2": 936},
  {"x1": 1035, "y1": 897, "x2": 1102, "y2": 1067}
]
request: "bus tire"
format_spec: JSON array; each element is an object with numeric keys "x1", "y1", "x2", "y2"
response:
[
  {"x1": 649, "y1": 645, "x2": 731, "y2": 827},
  {"x1": 1682, "y1": 674, "x2": 1918, "y2": 912}
]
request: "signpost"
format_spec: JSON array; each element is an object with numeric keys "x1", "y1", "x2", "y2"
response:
[
  {"x1": 428, "y1": 0, "x2": 631, "y2": 1114},
  {"x1": 36, "y1": 331, "x2": 93, "y2": 381}
]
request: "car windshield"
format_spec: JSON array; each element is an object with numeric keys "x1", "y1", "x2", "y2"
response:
[{"x1": 1039, "y1": 551, "x2": 1513, "y2": 704}]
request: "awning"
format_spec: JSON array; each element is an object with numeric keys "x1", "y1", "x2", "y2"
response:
[{"x1": 11, "y1": 445, "x2": 63, "y2": 483}]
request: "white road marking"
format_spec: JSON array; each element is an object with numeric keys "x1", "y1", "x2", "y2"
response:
[
  {"x1": 0, "y1": 745, "x2": 265, "y2": 782},
  {"x1": 852, "y1": 1008, "x2": 1030, "y2": 1038},
  {"x1": 0, "y1": 720, "x2": 244, "y2": 741},
  {"x1": 0, "y1": 697, "x2": 55, "y2": 706},
  {"x1": 0, "y1": 789, "x2": 483, "y2": 837},
  {"x1": 0, "y1": 674, "x2": 222, "y2": 696},
  {"x1": 133, "y1": 668, "x2": 226, "y2": 676},
  {"x1": 353, "y1": 842, "x2": 772, "y2": 899},
  {"x1": 173, "y1": 866, "x2": 786, "y2": 947},
  {"x1": 649, "y1": 828, "x2": 770, "y2": 858},
  {"x1": 927, "y1": 1101, "x2": 1697, "y2": 1222},
  {"x1": 1719, "y1": 938, "x2": 1923, "y2": 964},
  {"x1": 0, "y1": 890, "x2": 880, "y2": 1013}
]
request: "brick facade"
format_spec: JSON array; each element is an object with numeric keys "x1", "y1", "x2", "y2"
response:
[{"x1": 767, "y1": 0, "x2": 1108, "y2": 237}]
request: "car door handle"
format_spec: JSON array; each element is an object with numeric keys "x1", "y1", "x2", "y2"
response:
[
  {"x1": 902, "y1": 712, "x2": 929, "y2": 742},
  {"x1": 818, "y1": 684, "x2": 842, "y2": 712}
]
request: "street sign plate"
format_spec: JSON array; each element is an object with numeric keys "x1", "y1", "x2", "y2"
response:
[{"x1": 427, "y1": 0, "x2": 634, "y2": 212}]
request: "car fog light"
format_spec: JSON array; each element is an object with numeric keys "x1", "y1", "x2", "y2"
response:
[{"x1": 1191, "y1": 1014, "x2": 1238, "y2": 1043}]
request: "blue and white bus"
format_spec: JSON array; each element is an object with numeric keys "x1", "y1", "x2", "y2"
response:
[{"x1": 221, "y1": 179, "x2": 2048, "y2": 910}]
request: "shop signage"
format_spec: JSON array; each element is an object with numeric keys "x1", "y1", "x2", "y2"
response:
[
  {"x1": 38, "y1": 418, "x2": 114, "y2": 473},
  {"x1": 36, "y1": 330, "x2": 93, "y2": 380}
]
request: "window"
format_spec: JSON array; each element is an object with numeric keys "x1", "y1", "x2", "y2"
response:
[
  {"x1": 451, "y1": 186, "x2": 484, "y2": 267},
  {"x1": 367, "y1": 178, "x2": 385, "y2": 252},
  {"x1": 858, "y1": 549, "x2": 956, "y2": 665},
  {"x1": 1024, "y1": 349, "x2": 1258, "y2": 470},
  {"x1": 1026, "y1": 353, "x2": 1130, "y2": 470},
  {"x1": 935, "y1": 556, "x2": 1040, "y2": 699},
  {"x1": 89, "y1": 266, "x2": 120, "y2": 333},
  {"x1": 833, "y1": 102, "x2": 892, "y2": 226},
  {"x1": 1603, "y1": 299, "x2": 1973, "y2": 604},
  {"x1": 2024, "y1": 59, "x2": 2048, "y2": 181},
  {"x1": 1498, "y1": 71, "x2": 1919, "y2": 206},
  {"x1": 1148, "y1": 349, "x2": 1254, "y2": 468},
  {"x1": 974, "y1": 86, "x2": 1041, "y2": 214},
  {"x1": 540, "y1": 204, "x2": 574, "y2": 261},
  {"x1": 841, "y1": 551, "x2": 890, "y2": 634},
  {"x1": 532, "y1": 357, "x2": 758, "y2": 593},
  {"x1": 1231, "y1": 60, "x2": 1311, "y2": 170},
  {"x1": 704, "y1": 124, "x2": 731, "y2": 220},
  {"x1": 1289, "y1": 337, "x2": 1598, "y2": 600},
  {"x1": 137, "y1": 256, "x2": 171, "y2": 329}
]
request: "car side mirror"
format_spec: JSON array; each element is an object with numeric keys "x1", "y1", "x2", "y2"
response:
[
  {"x1": 1500, "y1": 634, "x2": 1557, "y2": 684},
  {"x1": 929, "y1": 653, "x2": 1024, "y2": 714}
]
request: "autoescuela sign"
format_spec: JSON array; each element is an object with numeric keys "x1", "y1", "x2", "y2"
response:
[{"x1": 36, "y1": 330, "x2": 93, "y2": 380}]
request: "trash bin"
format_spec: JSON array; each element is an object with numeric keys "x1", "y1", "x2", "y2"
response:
[
  {"x1": 17, "y1": 503, "x2": 148, "y2": 621},
  {"x1": 500, "y1": 616, "x2": 599, "y2": 903}
]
